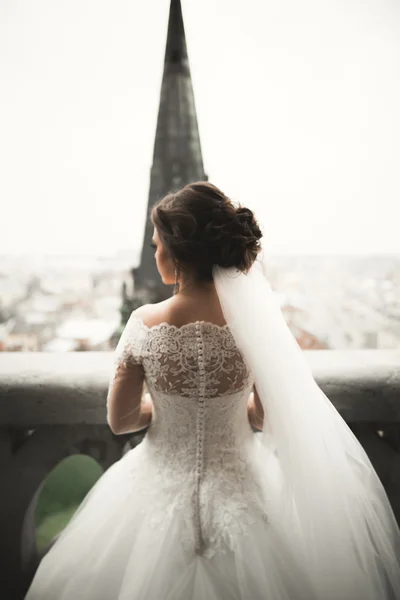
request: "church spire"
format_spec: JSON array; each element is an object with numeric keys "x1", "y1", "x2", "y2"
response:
[
  {"x1": 151, "y1": 0, "x2": 206, "y2": 187},
  {"x1": 164, "y1": 0, "x2": 188, "y2": 69},
  {"x1": 132, "y1": 0, "x2": 207, "y2": 303}
]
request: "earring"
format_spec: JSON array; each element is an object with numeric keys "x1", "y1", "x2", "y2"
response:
[{"x1": 174, "y1": 267, "x2": 180, "y2": 295}]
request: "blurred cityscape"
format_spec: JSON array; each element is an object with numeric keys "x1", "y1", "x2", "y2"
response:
[
  {"x1": 0, "y1": 251, "x2": 135, "y2": 353},
  {"x1": 0, "y1": 252, "x2": 399, "y2": 353},
  {"x1": 2, "y1": 2, "x2": 399, "y2": 355}
]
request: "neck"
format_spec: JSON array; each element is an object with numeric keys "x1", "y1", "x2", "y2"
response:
[{"x1": 176, "y1": 275, "x2": 216, "y2": 297}]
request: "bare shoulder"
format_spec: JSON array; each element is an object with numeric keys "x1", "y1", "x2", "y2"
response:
[
  {"x1": 130, "y1": 294, "x2": 224, "y2": 329},
  {"x1": 130, "y1": 299, "x2": 174, "y2": 328}
]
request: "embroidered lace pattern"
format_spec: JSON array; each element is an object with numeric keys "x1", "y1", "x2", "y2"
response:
[{"x1": 110, "y1": 314, "x2": 270, "y2": 559}]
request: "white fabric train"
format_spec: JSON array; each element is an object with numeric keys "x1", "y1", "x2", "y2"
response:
[{"x1": 213, "y1": 253, "x2": 400, "y2": 600}]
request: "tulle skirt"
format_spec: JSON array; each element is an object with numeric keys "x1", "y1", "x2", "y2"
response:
[{"x1": 25, "y1": 435, "x2": 320, "y2": 600}]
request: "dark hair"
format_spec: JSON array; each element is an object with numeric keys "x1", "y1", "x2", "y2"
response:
[{"x1": 151, "y1": 181, "x2": 263, "y2": 281}]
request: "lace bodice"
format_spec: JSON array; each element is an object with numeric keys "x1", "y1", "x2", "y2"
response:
[
  {"x1": 108, "y1": 313, "x2": 270, "y2": 559},
  {"x1": 115, "y1": 317, "x2": 253, "y2": 397}
]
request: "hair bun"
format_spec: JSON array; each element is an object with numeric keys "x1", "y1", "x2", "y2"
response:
[
  {"x1": 214, "y1": 205, "x2": 262, "y2": 272},
  {"x1": 235, "y1": 207, "x2": 263, "y2": 241},
  {"x1": 151, "y1": 182, "x2": 263, "y2": 281}
]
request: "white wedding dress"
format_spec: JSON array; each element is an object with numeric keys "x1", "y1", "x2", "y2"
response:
[
  {"x1": 25, "y1": 316, "x2": 317, "y2": 599},
  {"x1": 25, "y1": 312, "x2": 400, "y2": 599}
]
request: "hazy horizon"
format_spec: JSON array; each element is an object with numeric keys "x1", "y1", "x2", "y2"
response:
[{"x1": 1, "y1": 0, "x2": 400, "y2": 257}]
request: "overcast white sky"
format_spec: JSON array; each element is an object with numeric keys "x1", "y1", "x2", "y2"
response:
[{"x1": 1, "y1": 0, "x2": 399, "y2": 259}]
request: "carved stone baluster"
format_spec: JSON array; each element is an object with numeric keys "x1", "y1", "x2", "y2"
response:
[{"x1": 0, "y1": 424, "x2": 128, "y2": 600}]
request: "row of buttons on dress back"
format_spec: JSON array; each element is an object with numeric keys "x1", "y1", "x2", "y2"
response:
[{"x1": 194, "y1": 322, "x2": 206, "y2": 555}]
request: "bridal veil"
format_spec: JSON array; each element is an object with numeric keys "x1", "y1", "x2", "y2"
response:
[{"x1": 213, "y1": 253, "x2": 400, "y2": 600}]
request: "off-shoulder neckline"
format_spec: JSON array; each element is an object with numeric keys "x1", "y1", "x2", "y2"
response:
[{"x1": 130, "y1": 315, "x2": 230, "y2": 333}]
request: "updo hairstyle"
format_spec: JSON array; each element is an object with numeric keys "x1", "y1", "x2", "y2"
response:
[{"x1": 151, "y1": 181, "x2": 263, "y2": 282}]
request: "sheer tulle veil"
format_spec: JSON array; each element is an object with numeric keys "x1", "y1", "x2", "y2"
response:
[{"x1": 213, "y1": 249, "x2": 400, "y2": 600}]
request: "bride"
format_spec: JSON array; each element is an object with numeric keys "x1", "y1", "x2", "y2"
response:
[{"x1": 25, "y1": 181, "x2": 400, "y2": 599}]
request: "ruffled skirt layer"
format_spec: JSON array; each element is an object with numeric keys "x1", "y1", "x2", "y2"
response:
[{"x1": 25, "y1": 436, "x2": 319, "y2": 600}]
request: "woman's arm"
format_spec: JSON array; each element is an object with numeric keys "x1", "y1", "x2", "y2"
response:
[
  {"x1": 107, "y1": 363, "x2": 153, "y2": 435},
  {"x1": 131, "y1": 391, "x2": 153, "y2": 433},
  {"x1": 247, "y1": 385, "x2": 264, "y2": 431}
]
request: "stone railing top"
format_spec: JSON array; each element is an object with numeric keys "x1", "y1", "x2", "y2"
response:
[{"x1": 0, "y1": 350, "x2": 400, "y2": 427}]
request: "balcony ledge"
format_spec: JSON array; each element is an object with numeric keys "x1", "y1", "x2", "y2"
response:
[
  {"x1": 0, "y1": 349, "x2": 400, "y2": 600},
  {"x1": 1, "y1": 350, "x2": 400, "y2": 426}
]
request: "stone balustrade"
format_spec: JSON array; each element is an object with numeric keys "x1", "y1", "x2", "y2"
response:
[{"x1": 0, "y1": 349, "x2": 400, "y2": 599}]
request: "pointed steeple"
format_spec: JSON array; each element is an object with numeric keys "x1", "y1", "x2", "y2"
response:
[
  {"x1": 132, "y1": 0, "x2": 207, "y2": 303},
  {"x1": 151, "y1": 0, "x2": 206, "y2": 189},
  {"x1": 164, "y1": 0, "x2": 188, "y2": 70}
]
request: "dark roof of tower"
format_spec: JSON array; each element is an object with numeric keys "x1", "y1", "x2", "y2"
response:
[
  {"x1": 164, "y1": 0, "x2": 188, "y2": 69},
  {"x1": 150, "y1": 0, "x2": 206, "y2": 184},
  {"x1": 133, "y1": 0, "x2": 207, "y2": 301}
]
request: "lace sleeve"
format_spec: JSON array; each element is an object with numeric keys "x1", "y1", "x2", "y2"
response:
[
  {"x1": 106, "y1": 312, "x2": 149, "y2": 434},
  {"x1": 113, "y1": 312, "x2": 147, "y2": 367}
]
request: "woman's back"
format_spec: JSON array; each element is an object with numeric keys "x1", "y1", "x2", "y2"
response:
[
  {"x1": 110, "y1": 310, "x2": 270, "y2": 559},
  {"x1": 138, "y1": 287, "x2": 228, "y2": 330}
]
